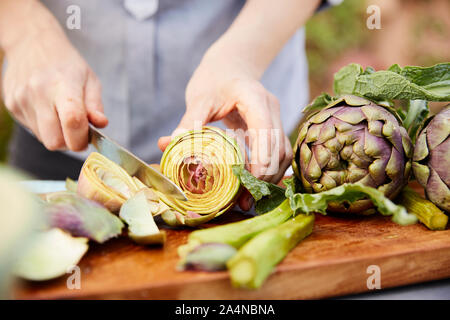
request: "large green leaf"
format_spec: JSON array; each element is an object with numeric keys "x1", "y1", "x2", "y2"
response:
[
  {"x1": 283, "y1": 179, "x2": 417, "y2": 226},
  {"x1": 232, "y1": 165, "x2": 286, "y2": 214},
  {"x1": 334, "y1": 63, "x2": 450, "y2": 102}
]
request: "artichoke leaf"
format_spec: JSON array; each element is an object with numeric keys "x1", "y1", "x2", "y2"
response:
[
  {"x1": 334, "y1": 63, "x2": 450, "y2": 102},
  {"x1": 232, "y1": 164, "x2": 286, "y2": 214},
  {"x1": 45, "y1": 191, "x2": 124, "y2": 243},
  {"x1": 283, "y1": 179, "x2": 417, "y2": 226},
  {"x1": 14, "y1": 228, "x2": 88, "y2": 281},
  {"x1": 119, "y1": 190, "x2": 165, "y2": 245}
]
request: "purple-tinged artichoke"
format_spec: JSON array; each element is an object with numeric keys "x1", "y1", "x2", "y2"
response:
[
  {"x1": 293, "y1": 95, "x2": 413, "y2": 214},
  {"x1": 45, "y1": 192, "x2": 124, "y2": 243},
  {"x1": 412, "y1": 106, "x2": 449, "y2": 212}
]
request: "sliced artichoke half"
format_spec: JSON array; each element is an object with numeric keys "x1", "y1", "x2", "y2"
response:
[
  {"x1": 159, "y1": 127, "x2": 244, "y2": 225},
  {"x1": 77, "y1": 152, "x2": 140, "y2": 212}
]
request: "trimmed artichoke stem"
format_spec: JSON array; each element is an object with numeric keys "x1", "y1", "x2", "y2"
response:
[
  {"x1": 227, "y1": 214, "x2": 315, "y2": 289},
  {"x1": 398, "y1": 187, "x2": 448, "y2": 230},
  {"x1": 183, "y1": 199, "x2": 293, "y2": 249}
]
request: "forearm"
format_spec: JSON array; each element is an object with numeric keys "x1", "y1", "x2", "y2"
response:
[
  {"x1": 0, "y1": 0, "x2": 66, "y2": 53},
  {"x1": 206, "y1": 0, "x2": 321, "y2": 79}
]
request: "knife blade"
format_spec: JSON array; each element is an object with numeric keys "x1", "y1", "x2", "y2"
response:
[{"x1": 88, "y1": 124, "x2": 187, "y2": 201}]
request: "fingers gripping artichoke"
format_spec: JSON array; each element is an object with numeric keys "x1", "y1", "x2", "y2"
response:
[
  {"x1": 77, "y1": 152, "x2": 140, "y2": 212},
  {"x1": 413, "y1": 106, "x2": 450, "y2": 212},
  {"x1": 293, "y1": 95, "x2": 413, "y2": 214},
  {"x1": 159, "y1": 127, "x2": 244, "y2": 225}
]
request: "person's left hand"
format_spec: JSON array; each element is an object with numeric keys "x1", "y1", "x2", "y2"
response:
[{"x1": 158, "y1": 49, "x2": 293, "y2": 211}]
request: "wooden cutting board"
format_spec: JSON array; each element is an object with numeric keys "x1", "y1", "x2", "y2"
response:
[{"x1": 13, "y1": 183, "x2": 450, "y2": 300}]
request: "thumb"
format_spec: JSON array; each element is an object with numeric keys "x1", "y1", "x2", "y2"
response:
[
  {"x1": 85, "y1": 72, "x2": 108, "y2": 128},
  {"x1": 158, "y1": 108, "x2": 209, "y2": 151}
]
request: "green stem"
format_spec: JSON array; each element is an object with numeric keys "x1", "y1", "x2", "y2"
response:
[
  {"x1": 187, "y1": 199, "x2": 293, "y2": 249},
  {"x1": 227, "y1": 214, "x2": 315, "y2": 289},
  {"x1": 398, "y1": 187, "x2": 448, "y2": 230}
]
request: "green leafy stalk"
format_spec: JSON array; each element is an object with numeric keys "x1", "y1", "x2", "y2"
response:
[
  {"x1": 334, "y1": 63, "x2": 450, "y2": 102},
  {"x1": 283, "y1": 180, "x2": 417, "y2": 226},
  {"x1": 398, "y1": 187, "x2": 448, "y2": 231},
  {"x1": 227, "y1": 214, "x2": 314, "y2": 289}
]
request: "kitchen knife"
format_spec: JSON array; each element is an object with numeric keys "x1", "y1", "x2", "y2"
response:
[{"x1": 88, "y1": 124, "x2": 187, "y2": 201}]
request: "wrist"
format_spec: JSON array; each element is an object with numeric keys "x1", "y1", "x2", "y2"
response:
[{"x1": 202, "y1": 40, "x2": 263, "y2": 81}]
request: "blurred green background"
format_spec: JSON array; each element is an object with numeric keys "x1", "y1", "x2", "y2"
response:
[{"x1": 0, "y1": 0, "x2": 449, "y2": 162}]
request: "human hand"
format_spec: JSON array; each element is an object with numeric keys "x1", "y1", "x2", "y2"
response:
[
  {"x1": 158, "y1": 50, "x2": 293, "y2": 211},
  {"x1": 2, "y1": 26, "x2": 107, "y2": 151}
]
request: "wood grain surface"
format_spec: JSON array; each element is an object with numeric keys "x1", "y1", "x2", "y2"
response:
[{"x1": 13, "y1": 182, "x2": 450, "y2": 300}]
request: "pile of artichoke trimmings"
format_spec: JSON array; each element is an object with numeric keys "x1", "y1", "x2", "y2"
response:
[{"x1": 292, "y1": 63, "x2": 449, "y2": 215}]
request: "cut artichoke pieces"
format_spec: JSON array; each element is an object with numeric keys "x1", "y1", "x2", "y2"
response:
[
  {"x1": 119, "y1": 190, "x2": 166, "y2": 245},
  {"x1": 45, "y1": 191, "x2": 124, "y2": 243},
  {"x1": 14, "y1": 228, "x2": 88, "y2": 281},
  {"x1": 133, "y1": 176, "x2": 159, "y2": 201},
  {"x1": 77, "y1": 152, "x2": 140, "y2": 212},
  {"x1": 65, "y1": 178, "x2": 78, "y2": 193},
  {"x1": 0, "y1": 167, "x2": 42, "y2": 294}
]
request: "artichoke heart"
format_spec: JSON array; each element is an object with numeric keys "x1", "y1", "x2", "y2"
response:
[
  {"x1": 77, "y1": 152, "x2": 141, "y2": 212},
  {"x1": 159, "y1": 127, "x2": 244, "y2": 225}
]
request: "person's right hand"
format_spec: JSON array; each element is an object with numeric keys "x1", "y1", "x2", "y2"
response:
[{"x1": 2, "y1": 28, "x2": 108, "y2": 151}]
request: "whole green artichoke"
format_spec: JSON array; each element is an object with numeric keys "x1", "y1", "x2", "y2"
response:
[
  {"x1": 412, "y1": 106, "x2": 449, "y2": 212},
  {"x1": 293, "y1": 95, "x2": 413, "y2": 214}
]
